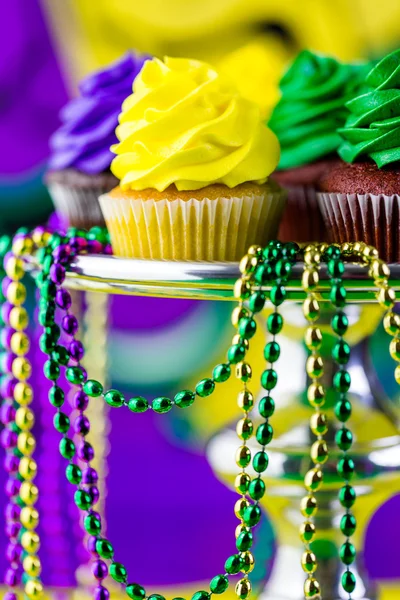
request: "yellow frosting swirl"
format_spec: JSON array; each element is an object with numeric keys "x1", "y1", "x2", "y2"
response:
[{"x1": 111, "y1": 56, "x2": 280, "y2": 192}]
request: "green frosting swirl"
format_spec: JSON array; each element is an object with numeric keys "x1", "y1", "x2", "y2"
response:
[
  {"x1": 339, "y1": 49, "x2": 400, "y2": 167},
  {"x1": 269, "y1": 50, "x2": 369, "y2": 170}
]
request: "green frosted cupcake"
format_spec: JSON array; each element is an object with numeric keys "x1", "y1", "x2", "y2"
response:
[
  {"x1": 318, "y1": 49, "x2": 400, "y2": 262},
  {"x1": 269, "y1": 50, "x2": 369, "y2": 243}
]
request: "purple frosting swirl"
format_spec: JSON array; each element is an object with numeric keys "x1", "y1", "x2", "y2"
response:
[{"x1": 48, "y1": 52, "x2": 149, "y2": 175}]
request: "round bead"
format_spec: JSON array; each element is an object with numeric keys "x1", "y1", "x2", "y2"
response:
[
  {"x1": 335, "y1": 399, "x2": 352, "y2": 422},
  {"x1": 238, "y1": 317, "x2": 257, "y2": 340},
  {"x1": 59, "y1": 437, "x2": 75, "y2": 459},
  {"x1": 300, "y1": 522, "x2": 316, "y2": 544},
  {"x1": 383, "y1": 312, "x2": 400, "y2": 336},
  {"x1": 12, "y1": 357, "x2": 31, "y2": 380},
  {"x1": 92, "y1": 560, "x2": 108, "y2": 581},
  {"x1": 303, "y1": 297, "x2": 319, "y2": 322},
  {"x1": 234, "y1": 279, "x2": 251, "y2": 300},
  {"x1": 306, "y1": 355, "x2": 323, "y2": 378},
  {"x1": 270, "y1": 284, "x2": 286, "y2": 306},
  {"x1": 24, "y1": 579, "x2": 44, "y2": 599},
  {"x1": 62, "y1": 314, "x2": 79, "y2": 335},
  {"x1": 13, "y1": 382, "x2": 33, "y2": 405},
  {"x1": 234, "y1": 498, "x2": 249, "y2": 519},
  {"x1": 248, "y1": 291, "x2": 266, "y2": 313},
  {"x1": 267, "y1": 313, "x2": 283, "y2": 334},
  {"x1": 66, "y1": 464, "x2": 82, "y2": 485},
  {"x1": 15, "y1": 407, "x2": 34, "y2": 431},
  {"x1": 333, "y1": 370, "x2": 351, "y2": 392},
  {"x1": 253, "y1": 451, "x2": 269, "y2": 473},
  {"x1": 23, "y1": 555, "x2": 41, "y2": 578},
  {"x1": 261, "y1": 368, "x2": 277, "y2": 390},
  {"x1": 342, "y1": 571, "x2": 356, "y2": 593},
  {"x1": 12, "y1": 235, "x2": 34, "y2": 257},
  {"x1": 330, "y1": 284, "x2": 347, "y2": 307},
  {"x1": 228, "y1": 343, "x2": 246, "y2": 364},
  {"x1": 236, "y1": 530, "x2": 253, "y2": 551},
  {"x1": 302, "y1": 269, "x2": 319, "y2": 292},
  {"x1": 241, "y1": 551, "x2": 255, "y2": 574},
  {"x1": 104, "y1": 389, "x2": 125, "y2": 408},
  {"x1": 110, "y1": 562, "x2": 127, "y2": 583},
  {"x1": 249, "y1": 478, "x2": 265, "y2": 500},
  {"x1": 331, "y1": 312, "x2": 349, "y2": 336},
  {"x1": 20, "y1": 506, "x2": 39, "y2": 529},
  {"x1": 148, "y1": 595, "x2": 166, "y2": 600},
  {"x1": 21, "y1": 531, "x2": 40, "y2": 553},
  {"x1": 300, "y1": 496, "x2": 318, "y2": 518},
  {"x1": 307, "y1": 383, "x2": 325, "y2": 407},
  {"x1": 19, "y1": 457, "x2": 37, "y2": 481},
  {"x1": 195, "y1": 378, "x2": 215, "y2": 397},
  {"x1": 66, "y1": 366, "x2": 86, "y2": 385},
  {"x1": 43, "y1": 359, "x2": 60, "y2": 381},
  {"x1": 304, "y1": 468, "x2": 323, "y2": 492},
  {"x1": 264, "y1": 341, "x2": 280, "y2": 363},
  {"x1": 339, "y1": 484, "x2": 356, "y2": 509},
  {"x1": 301, "y1": 550, "x2": 317, "y2": 574},
  {"x1": 340, "y1": 513, "x2": 357, "y2": 537},
  {"x1": 210, "y1": 575, "x2": 229, "y2": 594},
  {"x1": 338, "y1": 456, "x2": 355, "y2": 480},
  {"x1": 19, "y1": 481, "x2": 39, "y2": 505},
  {"x1": 53, "y1": 412, "x2": 70, "y2": 434},
  {"x1": 17, "y1": 431, "x2": 36, "y2": 456},
  {"x1": 310, "y1": 440, "x2": 328, "y2": 465},
  {"x1": 378, "y1": 286, "x2": 396, "y2": 308},
  {"x1": 10, "y1": 332, "x2": 29, "y2": 357},
  {"x1": 174, "y1": 390, "x2": 195, "y2": 408},
  {"x1": 333, "y1": 340, "x2": 351, "y2": 365},
  {"x1": 224, "y1": 554, "x2": 243, "y2": 575},
  {"x1": 95, "y1": 538, "x2": 114, "y2": 559},
  {"x1": 235, "y1": 578, "x2": 252, "y2": 599},
  {"x1": 310, "y1": 412, "x2": 328, "y2": 436},
  {"x1": 239, "y1": 254, "x2": 258, "y2": 275},
  {"x1": 304, "y1": 578, "x2": 320, "y2": 598},
  {"x1": 340, "y1": 541, "x2": 356, "y2": 565},
  {"x1": 5, "y1": 256, "x2": 24, "y2": 280},
  {"x1": 256, "y1": 422, "x2": 273, "y2": 446},
  {"x1": 9, "y1": 306, "x2": 29, "y2": 331},
  {"x1": 49, "y1": 386, "x2": 64, "y2": 407},
  {"x1": 235, "y1": 362, "x2": 252, "y2": 382},
  {"x1": 236, "y1": 418, "x2": 253, "y2": 440},
  {"x1": 212, "y1": 363, "x2": 231, "y2": 383},
  {"x1": 389, "y1": 337, "x2": 400, "y2": 361},
  {"x1": 152, "y1": 397, "x2": 172, "y2": 414},
  {"x1": 370, "y1": 259, "x2": 390, "y2": 280},
  {"x1": 128, "y1": 397, "x2": 149, "y2": 413},
  {"x1": 235, "y1": 473, "x2": 251, "y2": 494},
  {"x1": 55, "y1": 288, "x2": 71, "y2": 310},
  {"x1": 236, "y1": 446, "x2": 251, "y2": 468},
  {"x1": 243, "y1": 504, "x2": 261, "y2": 527},
  {"x1": 305, "y1": 326, "x2": 322, "y2": 350},
  {"x1": 237, "y1": 390, "x2": 254, "y2": 412},
  {"x1": 259, "y1": 396, "x2": 275, "y2": 418},
  {"x1": 126, "y1": 584, "x2": 146, "y2": 600},
  {"x1": 75, "y1": 489, "x2": 92, "y2": 510},
  {"x1": 94, "y1": 586, "x2": 110, "y2": 600},
  {"x1": 335, "y1": 428, "x2": 353, "y2": 451},
  {"x1": 52, "y1": 345, "x2": 69, "y2": 366}
]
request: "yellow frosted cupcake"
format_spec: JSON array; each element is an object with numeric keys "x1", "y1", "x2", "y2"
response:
[{"x1": 100, "y1": 56, "x2": 285, "y2": 261}]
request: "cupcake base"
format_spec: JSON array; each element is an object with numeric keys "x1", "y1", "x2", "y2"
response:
[
  {"x1": 99, "y1": 181, "x2": 286, "y2": 261},
  {"x1": 272, "y1": 159, "x2": 339, "y2": 243},
  {"x1": 318, "y1": 192, "x2": 400, "y2": 263},
  {"x1": 46, "y1": 169, "x2": 118, "y2": 229}
]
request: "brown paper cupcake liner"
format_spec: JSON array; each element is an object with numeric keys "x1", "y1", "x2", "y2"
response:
[
  {"x1": 278, "y1": 184, "x2": 328, "y2": 243},
  {"x1": 99, "y1": 190, "x2": 286, "y2": 261},
  {"x1": 317, "y1": 192, "x2": 400, "y2": 262},
  {"x1": 47, "y1": 183, "x2": 107, "y2": 229}
]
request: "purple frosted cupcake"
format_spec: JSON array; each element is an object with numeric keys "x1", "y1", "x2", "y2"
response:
[{"x1": 46, "y1": 52, "x2": 149, "y2": 229}]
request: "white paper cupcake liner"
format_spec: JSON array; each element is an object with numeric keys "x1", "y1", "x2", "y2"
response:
[
  {"x1": 99, "y1": 189, "x2": 286, "y2": 261},
  {"x1": 317, "y1": 192, "x2": 400, "y2": 262},
  {"x1": 47, "y1": 183, "x2": 107, "y2": 229},
  {"x1": 277, "y1": 184, "x2": 328, "y2": 243}
]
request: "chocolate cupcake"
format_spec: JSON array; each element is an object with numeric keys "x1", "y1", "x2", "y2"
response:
[
  {"x1": 46, "y1": 52, "x2": 149, "y2": 229},
  {"x1": 269, "y1": 50, "x2": 369, "y2": 243},
  {"x1": 318, "y1": 49, "x2": 400, "y2": 262}
]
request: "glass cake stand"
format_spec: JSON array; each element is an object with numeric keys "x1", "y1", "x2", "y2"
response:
[{"x1": 26, "y1": 256, "x2": 400, "y2": 600}]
